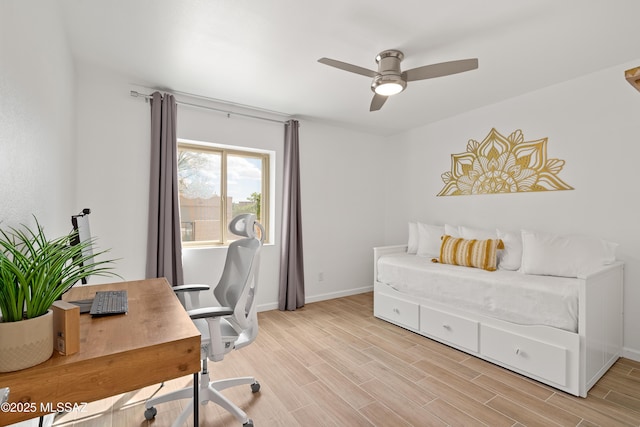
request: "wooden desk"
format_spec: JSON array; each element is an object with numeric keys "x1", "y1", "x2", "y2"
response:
[{"x1": 0, "y1": 278, "x2": 201, "y2": 425}]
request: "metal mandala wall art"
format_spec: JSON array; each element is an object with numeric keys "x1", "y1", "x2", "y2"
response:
[{"x1": 437, "y1": 128, "x2": 573, "y2": 196}]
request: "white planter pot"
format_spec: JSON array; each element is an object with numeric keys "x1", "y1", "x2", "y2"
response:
[{"x1": 0, "y1": 310, "x2": 54, "y2": 372}]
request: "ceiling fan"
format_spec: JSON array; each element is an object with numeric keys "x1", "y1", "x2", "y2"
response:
[{"x1": 318, "y1": 49, "x2": 478, "y2": 111}]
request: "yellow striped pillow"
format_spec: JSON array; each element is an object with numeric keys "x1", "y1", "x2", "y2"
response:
[{"x1": 434, "y1": 235, "x2": 504, "y2": 271}]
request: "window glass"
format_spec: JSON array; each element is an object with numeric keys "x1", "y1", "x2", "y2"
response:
[
  {"x1": 177, "y1": 142, "x2": 269, "y2": 245},
  {"x1": 226, "y1": 154, "x2": 263, "y2": 242}
]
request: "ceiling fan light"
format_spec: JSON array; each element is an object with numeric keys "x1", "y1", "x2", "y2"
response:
[
  {"x1": 371, "y1": 75, "x2": 406, "y2": 96},
  {"x1": 374, "y1": 82, "x2": 404, "y2": 96}
]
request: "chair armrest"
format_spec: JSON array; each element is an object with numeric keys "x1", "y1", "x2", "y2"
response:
[
  {"x1": 188, "y1": 306, "x2": 233, "y2": 320},
  {"x1": 173, "y1": 284, "x2": 211, "y2": 293}
]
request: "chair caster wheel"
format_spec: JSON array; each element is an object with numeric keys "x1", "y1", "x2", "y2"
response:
[
  {"x1": 243, "y1": 419, "x2": 254, "y2": 426},
  {"x1": 251, "y1": 381, "x2": 260, "y2": 393},
  {"x1": 144, "y1": 406, "x2": 157, "y2": 420}
]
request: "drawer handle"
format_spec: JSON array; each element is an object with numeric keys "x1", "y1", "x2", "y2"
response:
[
  {"x1": 515, "y1": 348, "x2": 521, "y2": 355},
  {"x1": 442, "y1": 324, "x2": 451, "y2": 330},
  {"x1": 393, "y1": 308, "x2": 400, "y2": 314}
]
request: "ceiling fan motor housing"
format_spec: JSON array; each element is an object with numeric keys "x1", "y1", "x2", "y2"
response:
[{"x1": 371, "y1": 50, "x2": 406, "y2": 94}]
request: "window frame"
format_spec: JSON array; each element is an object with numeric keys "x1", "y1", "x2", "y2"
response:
[{"x1": 178, "y1": 140, "x2": 270, "y2": 247}]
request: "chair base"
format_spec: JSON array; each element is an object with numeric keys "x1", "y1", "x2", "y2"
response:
[{"x1": 144, "y1": 370, "x2": 260, "y2": 427}]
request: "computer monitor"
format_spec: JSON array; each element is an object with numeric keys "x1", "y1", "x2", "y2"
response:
[{"x1": 71, "y1": 208, "x2": 94, "y2": 284}]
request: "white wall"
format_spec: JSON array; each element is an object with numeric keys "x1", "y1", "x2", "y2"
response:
[
  {"x1": 74, "y1": 64, "x2": 151, "y2": 282},
  {"x1": 383, "y1": 59, "x2": 640, "y2": 359},
  {"x1": 177, "y1": 100, "x2": 284, "y2": 310},
  {"x1": 299, "y1": 121, "x2": 387, "y2": 303},
  {"x1": 73, "y1": 63, "x2": 388, "y2": 309},
  {"x1": 1, "y1": 3, "x2": 76, "y2": 426},
  {"x1": 0, "y1": 1, "x2": 76, "y2": 236},
  {"x1": 181, "y1": 118, "x2": 388, "y2": 310}
]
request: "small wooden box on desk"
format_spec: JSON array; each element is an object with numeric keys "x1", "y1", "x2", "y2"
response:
[{"x1": 52, "y1": 300, "x2": 80, "y2": 355}]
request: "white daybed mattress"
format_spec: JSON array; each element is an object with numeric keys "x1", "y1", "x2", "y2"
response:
[{"x1": 377, "y1": 253, "x2": 579, "y2": 332}]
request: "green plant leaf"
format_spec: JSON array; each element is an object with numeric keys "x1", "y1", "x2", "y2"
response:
[{"x1": 0, "y1": 216, "x2": 120, "y2": 322}]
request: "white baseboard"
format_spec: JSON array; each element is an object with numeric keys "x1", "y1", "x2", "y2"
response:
[
  {"x1": 304, "y1": 285, "x2": 373, "y2": 304},
  {"x1": 256, "y1": 285, "x2": 373, "y2": 312},
  {"x1": 257, "y1": 302, "x2": 279, "y2": 312},
  {"x1": 622, "y1": 347, "x2": 640, "y2": 362}
]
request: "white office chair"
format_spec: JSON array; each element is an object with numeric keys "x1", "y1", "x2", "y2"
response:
[{"x1": 144, "y1": 214, "x2": 264, "y2": 427}]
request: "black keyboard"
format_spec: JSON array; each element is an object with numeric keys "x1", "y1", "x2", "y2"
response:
[{"x1": 90, "y1": 290, "x2": 128, "y2": 316}]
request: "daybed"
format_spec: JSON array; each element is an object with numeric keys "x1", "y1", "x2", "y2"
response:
[{"x1": 373, "y1": 223, "x2": 623, "y2": 397}]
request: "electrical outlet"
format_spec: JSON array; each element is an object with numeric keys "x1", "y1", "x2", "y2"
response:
[{"x1": 318, "y1": 272, "x2": 324, "y2": 282}]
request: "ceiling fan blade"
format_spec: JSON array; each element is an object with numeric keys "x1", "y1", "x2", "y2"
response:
[
  {"x1": 318, "y1": 57, "x2": 378, "y2": 78},
  {"x1": 370, "y1": 93, "x2": 388, "y2": 111},
  {"x1": 403, "y1": 58, "x2": 478, "y2": 82}
]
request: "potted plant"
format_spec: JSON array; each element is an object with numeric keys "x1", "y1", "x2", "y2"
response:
[{"x1": 0, "y1": 217, "x2": 117, "y2": 372}]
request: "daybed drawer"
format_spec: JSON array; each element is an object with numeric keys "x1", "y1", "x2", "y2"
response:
[
  {"x1": 374, "y1": 293, "x2": 419, "y2": 330},
  {"x1": 480, "y1": 325, "x2": 568, "y2": 386},
  {"x1": 420, "y1": 306, "x2": 478, "y2": 352}
]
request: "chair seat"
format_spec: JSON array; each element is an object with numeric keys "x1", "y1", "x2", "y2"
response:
[{"x1": 193, "y1": 317, "x2": 239, "y2": 347}]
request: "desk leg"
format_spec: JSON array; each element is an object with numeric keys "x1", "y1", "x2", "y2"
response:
[{"x1": 193, "y1": 372, "x2": 199, "y2": 426}]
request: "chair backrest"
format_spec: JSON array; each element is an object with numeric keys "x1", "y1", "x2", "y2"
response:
[{"x1": 214, "y1": 214, "x2": 264, "y2": 349}]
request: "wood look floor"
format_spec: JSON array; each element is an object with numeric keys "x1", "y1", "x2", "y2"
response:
[{"x1": 51, "y1": 292, "x2": 640, "y2": 427}]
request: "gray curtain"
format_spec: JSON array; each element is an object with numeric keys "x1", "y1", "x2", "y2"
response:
[
  {"x1": 146, "y1": 92, "x2": 184, "y2": 286},
  {"x1": 279, "y1": 119, "x2": 305, "y2": 310}
]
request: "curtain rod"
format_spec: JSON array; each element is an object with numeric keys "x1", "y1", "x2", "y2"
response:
[{"x1": 129, "y1": 90, "x2": 290, "y2": 124}]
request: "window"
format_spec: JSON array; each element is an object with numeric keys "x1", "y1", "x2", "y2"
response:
[{"x1": 177, "y1": 140, "x2": 270, "y2": 246}]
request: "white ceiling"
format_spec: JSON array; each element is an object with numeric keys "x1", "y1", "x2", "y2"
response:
[{"x1": 57, "y1": 0, "x2": 640, "y2": 136}]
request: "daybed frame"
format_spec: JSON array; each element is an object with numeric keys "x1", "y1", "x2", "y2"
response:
[{"x1": 373, "y1": 245, "x2": 624, "y2": 397}]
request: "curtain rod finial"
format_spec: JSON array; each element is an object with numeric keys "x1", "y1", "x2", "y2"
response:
[{"x1": 130, "y1": 90, "x2": 150, "y2": 103}]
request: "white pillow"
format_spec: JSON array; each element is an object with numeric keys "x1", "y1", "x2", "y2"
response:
[
  {"x1": 417, "y1": 223, "x2": 444, "y2": 257},
  {"x1": 444, "y1": 224, "x2": 461, "y2": 238},
  {"x1": 460, "y1": 225, "x2": 497, "y2": 240},
  {"x1": 496, "y1": 229, "x2": 523, "y2": 271},
  {"x1": 520, "y1": 230, "x2": 618, "y2": 277},
  {"x1": 407, "y1": 222, "x2": 419, "y2": 254}
]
